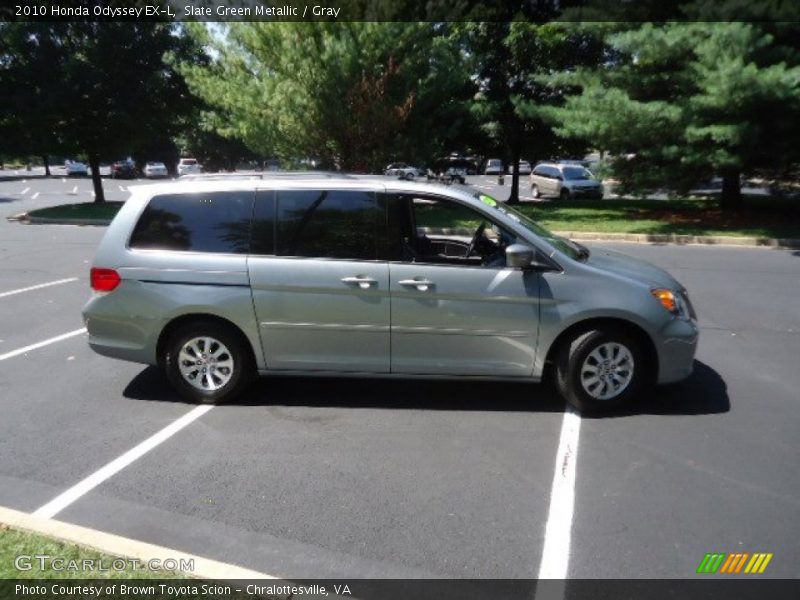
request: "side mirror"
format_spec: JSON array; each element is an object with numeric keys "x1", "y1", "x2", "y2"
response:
[{"x1": 506, "y1": 244, "x2": 534, "y2": 269}]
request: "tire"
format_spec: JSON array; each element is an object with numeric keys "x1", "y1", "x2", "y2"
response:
[
  {"x1": 531, "y1": 184, "x2": 540, "y2": 198},
  {"x1": 559, "y1": 187, "x2": 571, "y2": 201},
  {"x1": 555, "y1": 327, "x2": 646, "y2": 413},
  {"x1": 404, "y1": 171, "x2": 415, "y2": 181},
  {"x1": 163, "y1": 321, "x2": 254, "y2": 404}
]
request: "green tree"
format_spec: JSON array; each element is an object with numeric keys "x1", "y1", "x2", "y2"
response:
[
  {"x1": 459, "y1": 20, "x2": 603, "y2": 203},
  {"x1": 547, "y1": 20, "x2": 800, "y2": 208},
  {"x1": 0, "y1": 23, "x2": 65, "y2": 174},
  {"x1": 179, "y1": 22, "x2": 474, "y2": 172},
  {"x1": 0, "y1": 22, "x2": 202, "y2": 201}
]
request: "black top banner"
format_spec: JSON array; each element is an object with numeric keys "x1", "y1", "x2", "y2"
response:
[{"x1": 3, "y1": 0, "x2": 800, "y2": 22}]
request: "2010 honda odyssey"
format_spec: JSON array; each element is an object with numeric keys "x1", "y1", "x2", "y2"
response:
[{"x1": 83, "y1": 175, "x2": 698, "y2": 412}]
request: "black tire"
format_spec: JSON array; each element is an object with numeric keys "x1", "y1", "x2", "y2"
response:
[
  {"x1": 531, "y1": 184, "x2": 540, "y2": 198},
  {"x1": 559, "y1": 187, "x2": 571, "y2": 201},
  {"x1": 555, "y1": 327, "x2": 646, "y2": 413},
  {"x1": 163, "y1": 321, "x2": 254, "y2": 404}
]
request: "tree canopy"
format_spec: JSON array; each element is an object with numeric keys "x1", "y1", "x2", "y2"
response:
[
  {"x1": 0, "y1": 22, "x2": 202, "y2": 200},
  {"x1": 546, "y1": 21, "x2": 800, "y2": 207},
  {"x1": 179, "y1": 22, "x2": 475, "y2": 172}
]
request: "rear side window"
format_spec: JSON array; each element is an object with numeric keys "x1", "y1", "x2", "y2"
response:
[
  {"x1": 129, "y1": 192, "x2": 253, "y2": 253},
  {"x1": 276, "y1": 189, "x2": 378, "y2": 260}
]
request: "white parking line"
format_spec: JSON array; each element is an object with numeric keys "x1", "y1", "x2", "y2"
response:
[
  {"x1": 70, "y1": 185, "x2": 78, "y2": 195},
  {"x1": 31, "y1": 192, "x2": 40, "y2": 200},
  {"x1": 33, "y1": 405, "x2": 215, "y2": 519},
  {"x1": 20, "y1": 187, "x2": 30, "y2": 195},
  {"x1": 537, "y1": 407, "x2": 581, "y2": 580},
  {"x1": 0, "y1": 328, "x2": 86, "y2": 362},
  {"x1": 0, "y1": 277, "x2": 78, "y2": 299},
  {"x1": 118, "y1": 185, "x2": 126, "y2": 192}
]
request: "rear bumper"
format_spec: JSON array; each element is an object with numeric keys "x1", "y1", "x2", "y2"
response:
[
  {"x1": 655, "y1": 318, "x2": 699, "y2": 384},
  {"x1": 82, "y1": 292, "x2": 162, "y2": 366}
]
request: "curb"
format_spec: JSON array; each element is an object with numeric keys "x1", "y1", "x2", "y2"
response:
[
  {"x1": 9, "y1": 216, "x2": 800, "y2": 249},
  {"x1": 0, "y1": 505, "x2": 276, "y2": 581},
  {"x1": 553, "y1": 231, "x2": 800, "y2": 249}
]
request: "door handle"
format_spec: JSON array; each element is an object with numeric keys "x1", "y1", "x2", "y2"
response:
[
  {"x1": 399, "y1": 278, "x2": 435, "y2": 292},
  {"x1": 341, "y1": 276, "x2": 377, "y2": 289}
]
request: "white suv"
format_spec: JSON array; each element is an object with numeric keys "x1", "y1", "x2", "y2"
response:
[{"x1": 177, "y1": 158, "x2": 202, "y2": 177}]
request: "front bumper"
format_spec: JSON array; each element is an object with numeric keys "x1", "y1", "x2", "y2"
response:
[
  {"x1": 655, "y1": 318, "x2": 699, "y2": 384},
  {"x1": 569, "y1": 186, "x2": 603, "y2": 197}
]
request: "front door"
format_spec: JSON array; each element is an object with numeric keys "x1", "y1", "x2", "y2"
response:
[
  {"x1": 385, "y1": 193, "x2": 540, "y2": 376},
  {"x1": 248, "y1": 188, "x2": 390, "y2": 372}
]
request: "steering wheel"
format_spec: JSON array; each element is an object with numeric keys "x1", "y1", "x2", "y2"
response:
[{"x1": 464, "y1": 222, "x2": 486, "y2": 258}]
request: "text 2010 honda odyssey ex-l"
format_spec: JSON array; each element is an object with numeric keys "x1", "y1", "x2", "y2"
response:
[{"x1": 83, "y1": 175, "x2": 698, "y2": 412}]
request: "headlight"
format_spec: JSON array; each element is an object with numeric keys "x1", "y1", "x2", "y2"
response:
[{"x1": 651, "y1": 288, "x2": 690, "y2": 319}]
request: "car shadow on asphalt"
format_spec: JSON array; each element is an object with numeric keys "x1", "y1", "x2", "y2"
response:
[
  {"x1": 123, "y1": 360, "x2": 728, "y2": 417},
  {"x1": 585, "y1": 360, "x2": 730, "y2": 419}
]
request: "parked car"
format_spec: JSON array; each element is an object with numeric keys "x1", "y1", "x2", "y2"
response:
[
  {"x1": 530, "y1": 162, "x2": 603, "y2": 200},
  {"x1": 143, "y1": 161, "x2": 169, "y2": 179},
  {"x1": 64, "y1": 160, "x2": 88, "y2": 177},
  {"x1": 484, "y1": 159, "x2": 504, "y2": 175},
  {"x1": 509, "y1": 161, "x2": 532, "y2": 175},
  {"x1": 177, "y1": 158, "x2": 202, "y2": 177},
  {"x1": 110, "y1": 160, "x2": 137, "y2": 179},
  {"x1": 384, "y1": 163, "x2": 424, "y2": 180},
  {"x1": 83, "y1": 175, "x2": 697, "y2": 412}
]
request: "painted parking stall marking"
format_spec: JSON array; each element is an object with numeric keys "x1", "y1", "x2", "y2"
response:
[
  {"x1": 0, "y1": 328, "x2": 87, "y2": 362},
  {"x1": 537, "y1": 407, "x2": 581, "y2": 579},
  {"x1": 33, "y1": 405, "x2": 215, "y2": 519},
  {"x1": 0, "y1": 277, "x2": 78, "y2": 299}
]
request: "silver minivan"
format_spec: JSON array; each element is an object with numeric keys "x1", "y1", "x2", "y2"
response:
[
  {"x1": 83, "y1": 176, "x2": 697, "y2": 412},
  {"x1": 530, "y1": 162, "x2": 603, "y2": 200}
]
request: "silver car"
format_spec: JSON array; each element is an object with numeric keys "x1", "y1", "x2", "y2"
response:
[
  {"x1": 531, "y1": 162, "x2": 603, "y2": 200},
  {"x1": 83, "y1": 176, "x2": 697, "y2": 412}
]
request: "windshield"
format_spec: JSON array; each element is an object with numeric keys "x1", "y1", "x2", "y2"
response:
[
  {"x1": 474, "y1": 192, "x2": 582, "y2": 260},
  {"x1": 562, "y1": 166, "x2": 592, "y2": 180}
]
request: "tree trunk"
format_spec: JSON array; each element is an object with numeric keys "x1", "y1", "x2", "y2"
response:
[
  {"x1": 720, "y1": 169, "x2": 742, "y2": 210},
  {"x1": 42, "y1": 155, "x2": 50, "y2": 176},
  {"x1": 507, "y1": 147, "x2": 521, "y2": 205},
  {"x1": 88, "y1": 153, "x2": 105, "y2": 203}
]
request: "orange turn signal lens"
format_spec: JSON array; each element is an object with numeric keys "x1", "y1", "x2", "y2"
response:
[{"x1": 651, "y1": 288, "x2": 677, "y2": 314}]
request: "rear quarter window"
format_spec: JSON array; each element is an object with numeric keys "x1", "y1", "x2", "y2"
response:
[{"x1": 129, "y1": 192, "x2": 253, "y2": 253}]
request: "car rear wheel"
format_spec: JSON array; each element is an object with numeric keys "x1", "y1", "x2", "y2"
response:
[
  {"x1": 555, "y1": 328, "x2": 646, "y2": 413},
  {"x1": 163, "y1": 321, "x2": 253, "y2": 404}
]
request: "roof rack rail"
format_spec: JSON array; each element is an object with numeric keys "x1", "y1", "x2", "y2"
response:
[{"x1": 177, "y1": 171, "x2": 369, "y2": 181}]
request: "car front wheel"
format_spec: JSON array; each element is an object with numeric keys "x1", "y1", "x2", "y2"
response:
[
  {"x1": 163, "y1": 321, "x2": 253, "y2": 404},
  {"x1": 555, "y1": 328, "x2": 646, "y2": 412}
]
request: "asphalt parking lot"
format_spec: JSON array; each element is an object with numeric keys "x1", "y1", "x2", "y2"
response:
[{"x1": 0, "y1": 174, "x2": 799, "y2": 581}]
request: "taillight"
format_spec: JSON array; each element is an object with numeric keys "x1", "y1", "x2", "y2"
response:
[{"x1": 91, "y1": 267, "x2": 121, "y2": 292}]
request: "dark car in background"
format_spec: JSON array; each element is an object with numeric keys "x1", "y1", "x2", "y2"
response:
[
  {"x1": 428, "y1": 157, "x2": 474, "y2": 184},
  {"x1": 110, "y1": 159, "x2": 138, "y2": 179}
]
